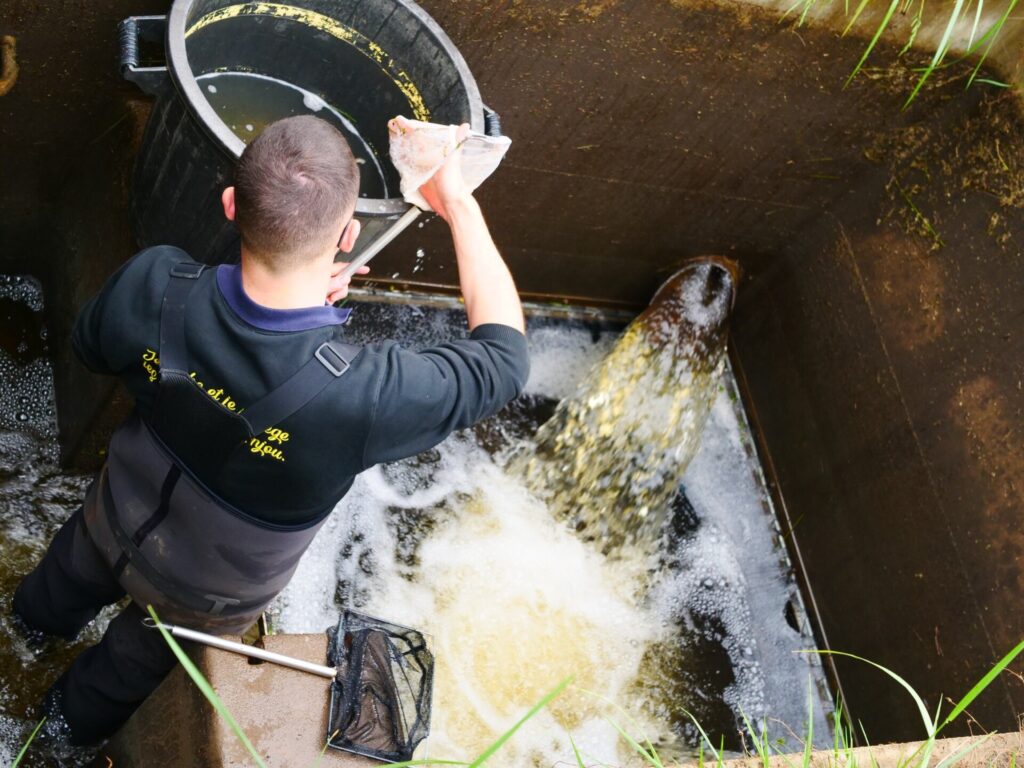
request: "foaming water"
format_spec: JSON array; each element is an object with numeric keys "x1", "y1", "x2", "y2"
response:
[
  {"x1": 0, "y1": 277, "x2": 98, "y2": 767},
  {"x1": 279, "y1": 436, "x2": 674, "y2": 765},
  {"x1": 519, "y1": 261, "x2": 735, "y2": 556},
  {"x1": 273, "y1": 264, "x2": 831, "y2": 766}
]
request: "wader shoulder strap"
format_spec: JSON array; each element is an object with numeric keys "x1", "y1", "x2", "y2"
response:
[
  {"x1": 157, "y1": 261, "x2": 361, "y2": 436},
  {"x1": 242, "y1": 340, "x2": 361, "y2": 435},
  {"x1": 159, "y1": 261, "x2": 206, "y2": 374}
]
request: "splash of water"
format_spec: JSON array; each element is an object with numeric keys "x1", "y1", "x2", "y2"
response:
[
  {"x1": 519, "y1": 258, "x2": 737, "y2": 555},
  {"x1": 278, "y1": 261, "x2": 744, "y2": 765}
]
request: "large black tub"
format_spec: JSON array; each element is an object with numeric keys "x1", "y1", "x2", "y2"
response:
[{"x1": 120, "y1": 0, "x2": 492, "y2": 264}]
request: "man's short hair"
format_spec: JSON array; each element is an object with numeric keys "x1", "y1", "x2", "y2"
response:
[{"x1": 234, "y1": 115, "x2": 360, "y2": 269}]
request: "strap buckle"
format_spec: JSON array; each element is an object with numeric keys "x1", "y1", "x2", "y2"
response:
[
  {"x1": 315, "y1": 342, "x2": 350, "y2": 377},
  {"x1": 170, "y1": 262, "x2": 206, "y2": 279}
]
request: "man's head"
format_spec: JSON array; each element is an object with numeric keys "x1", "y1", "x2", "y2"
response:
[{"x1": 223, "y1": 115, "x2": 361, "y2": 271}]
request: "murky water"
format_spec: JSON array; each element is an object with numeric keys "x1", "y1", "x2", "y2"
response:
[
  {"x1": 197, "y1": 71, "x2": 390, "y2": 199},
  {"x1": 0, "y1": 284, "x2": 829, "y2": 765},
  {"x1": 0, "y1": 277, "x2": 102, "y2": 767}
]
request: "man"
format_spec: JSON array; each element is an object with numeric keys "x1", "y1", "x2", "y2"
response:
[{"x1": 13, "y1": 114, "x2": 528, "y2": 745}]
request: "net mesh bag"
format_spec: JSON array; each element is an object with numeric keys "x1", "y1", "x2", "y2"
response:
[
  {"x1": 388, "y1": 116, "x2": 511, "y2": 211},
  {"x1": 326, "y1": 610, "x2": 434, "y2": 762}
]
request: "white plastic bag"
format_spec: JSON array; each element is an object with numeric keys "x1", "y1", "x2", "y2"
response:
[{"x1": 388, "y1": 117, "x2": 511, "y2": 211}]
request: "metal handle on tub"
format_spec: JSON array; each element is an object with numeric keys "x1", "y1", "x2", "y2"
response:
[
  {"x1": 0, "y1": 35, "x2": 18, "y2": 97},
  {"x1": 119, "y1": 15, "x2": 170, "y2": 95},
  {"x1": 483, "y1": 104, "x2": 502, "y2": 137},
  {"x1": 336, "y1": 206, "x2": 422, "y2": 282}
]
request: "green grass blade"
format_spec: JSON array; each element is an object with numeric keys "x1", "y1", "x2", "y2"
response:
[
  {"x1": 935, "y1": 733, "x2": 994, "y2": 768},
  {"x1": 967, "y1": 0, "x2": 984, "y2": 49},
  {"x1": 806, "y1": 650, "x2": 933, "y2": 735},
  {"x1": 682, "y1": 707, "x2": 722, "y2": 764},
  {"x1": 918, "y1": 700, "x2": 945, "y2": 768},
  {"x1": 781, "y1": 0, "x2": 811, "y2": 22},
  {"x1": 467, "y1": 676, "x2": 572, "y2": 767},
  {"x1": 968, "y1": 0, "x2": 1021, "y2": 87},
  {"x1": 569, "y1": 733, "x2": 587, "y2": 768},
  {"x1": 859, "y1": 720, "x2": 880, "y2": 768},
  {"x1": 899, "y1": 0, "x2": 925, "y2": 55},
  {"x1": 802, "y1": 677, "x2": 814, "y2": 768},
  {"x1": 903, "y1": 0, "x2": 966, "y2": 107},
  {"x1": 740, "y1": 709, "x2": 772, "y2": 767},
  {"x1": 11, "y1": 718, "x2": 45, "y2": 768},
  {"x1": 844, "y1": 0, "x2": 901, "y2": 87},
  {"x1": 574, "y1": 685, "x2": 662, "y2": 760},
  {"x1": 147, "y1": 606, "x2": 268, "y2": 768},
  {"x1": 940, "y1": 637, "x2": 1024, "y2": 732},
  {"x1": 843, "y1": 0, "x2": 875, "y2": 35},
  {"x1": 607, "y1": 717, "x2": 664, "y2": 768}
]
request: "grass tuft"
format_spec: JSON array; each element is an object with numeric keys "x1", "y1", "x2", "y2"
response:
[{"x1": 786, "y1": 0, "x2": 1016, "y2": 105}]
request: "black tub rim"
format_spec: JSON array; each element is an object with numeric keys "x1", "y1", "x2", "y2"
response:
[{"x1": 164, "y1": 0, "x2": 486, "y2": 217}]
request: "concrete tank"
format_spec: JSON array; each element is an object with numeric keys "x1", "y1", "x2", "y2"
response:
[{"x1": 2, "y1": 0, "x2": 1023, "y2": 746}]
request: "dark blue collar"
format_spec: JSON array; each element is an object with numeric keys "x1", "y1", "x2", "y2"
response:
[{"x1": 216, "y1": 264, "x2": 353, "y2": 332}]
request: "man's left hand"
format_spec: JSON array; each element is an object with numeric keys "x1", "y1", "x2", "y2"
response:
[{"x1": 327, "y1": 262, "x2": 370, "y2": 304}]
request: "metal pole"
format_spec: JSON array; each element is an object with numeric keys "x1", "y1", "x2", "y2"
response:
[
  {"x1": 145, "y1": 619, "x2": 337, "y2": 679},
  {"x1": 338, "y1": 206, "x2": 422, "y2": 281}
]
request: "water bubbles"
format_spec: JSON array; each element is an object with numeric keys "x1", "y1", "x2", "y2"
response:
[
  {"x1": 244, "y1": 124, "x2": 254, "y2": 132},
  {"x1": 206, "y1": 84, "x2": 217, "y2": 94},
  {"x1": 273, "y1": 301, "x2": 822, "y2": 760}
]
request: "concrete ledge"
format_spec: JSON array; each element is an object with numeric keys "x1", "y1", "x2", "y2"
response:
[
  {"x1": 97, "y1": 629, "x2": 1024, "y2": 768},
  {"x1": 98, "y1": 633, "x2": 372, "y2": 767},
  {"x1": 678, "y1": 731, "x2": 1024, "y2": 768}
]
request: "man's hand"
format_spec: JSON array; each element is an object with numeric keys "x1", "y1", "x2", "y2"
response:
[
  {"x1": 327, "y1": 261, "x2": 369, "y2": 304},
  {"x1": 389, "y1": 116, "x2": 472, "y2": 221}
]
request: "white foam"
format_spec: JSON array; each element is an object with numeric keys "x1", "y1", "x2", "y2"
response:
[
  {"x1": 277, "y1": 434, "x2": 670, "y2": 765},
  {"x1": 302, "y1": 91, "x2": 325, "y2": 112},
  {"x1": 522, "y1": 326, "x2": 616, "y2": 400},
  {"x1": 268, "y1": 319, "x2": 829, "y2": 762}
]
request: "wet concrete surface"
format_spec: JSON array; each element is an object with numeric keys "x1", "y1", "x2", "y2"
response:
[{"x1": 3, "y1": 0, "x2": 1024, "y2": 745}]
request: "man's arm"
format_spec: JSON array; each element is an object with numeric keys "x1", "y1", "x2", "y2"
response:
[
  {"x1": 403, "y1": 117, "x2": 525, "y2": 333},
  {"x1": 446, "y1": 196, "x2": 524, "y2": 332}
]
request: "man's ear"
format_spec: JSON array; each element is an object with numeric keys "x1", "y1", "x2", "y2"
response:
[
  {"x1": 338, "y1": 218, "x2": 361, "y2": 254},
  {"x1": 222, "y1": 187, "x2": 236, "y2": 221}
]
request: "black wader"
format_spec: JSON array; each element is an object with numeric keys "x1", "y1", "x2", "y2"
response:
[{"x1": 14, "y1": 262, "x2": 359, "y2": 743}]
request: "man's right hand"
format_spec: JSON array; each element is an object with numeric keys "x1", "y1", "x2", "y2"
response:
[{"x1": 389, "y1": 116, "x2": 472, "y2": 221}]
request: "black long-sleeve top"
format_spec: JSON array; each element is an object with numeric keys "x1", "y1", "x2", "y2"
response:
[{"x1": 73, "y1": 246, "x2": 529, "y2": 524}]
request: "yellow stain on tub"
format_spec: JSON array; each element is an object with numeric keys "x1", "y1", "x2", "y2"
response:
[{"x1": 185, "y1": 3, "x2": 430, "y2": 121}]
